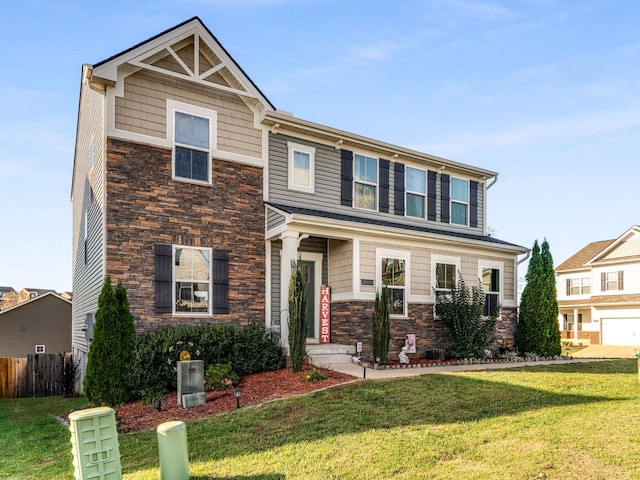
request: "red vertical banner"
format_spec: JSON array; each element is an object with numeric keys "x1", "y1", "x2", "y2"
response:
[{"x1": 320, "y1": 286, "x2": 331, "y2": 344}]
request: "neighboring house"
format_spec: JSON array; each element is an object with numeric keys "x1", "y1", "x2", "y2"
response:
[
  {"x1": 556, "y1": 226, "x2": 640, "y2": 346},
  {"x1": 0, "y1": 292, "x2": 72, "y2": 357},
  {"x1": 0, "y1": 287, "x2": 17, "y2": 311},
  {"x1": 71, "y1": 17, "x2": 527, "y2": 382},
  {"x1": 0, "y1": 287, "x2": 57, "y2": 311}
]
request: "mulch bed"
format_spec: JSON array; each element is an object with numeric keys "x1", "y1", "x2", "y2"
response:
[{"x1": 64, "y1": 365, "x2": 356, "y2": 434}]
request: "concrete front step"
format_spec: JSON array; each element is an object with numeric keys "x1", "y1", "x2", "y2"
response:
[{"x1": 306, "y1": 343, "x2": 357, "y2": 368}]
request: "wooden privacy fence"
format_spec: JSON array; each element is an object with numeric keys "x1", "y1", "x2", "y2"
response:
[{"x1": 0, "y1": 353, "x2": 74, "y2": 398}]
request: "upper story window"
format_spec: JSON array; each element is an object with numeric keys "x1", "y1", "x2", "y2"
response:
[
  {"x1": 354, "y1": 154, "x2": 377, "y2": 210},
  {"x1": 568, "y1": 277, "x2": 590, "y2": 295},
  {"x1": 169, "y1": 100, "x2": 215, "y2": 185},
  {"x1": 287, "y1": 141, "x2": 315, "y2": 193},
  {"x1": 406, "y1": 166, "x2": 426, "y2": 218},
  {"x1": 602, "y1": 271, "x2": 624, "y2": 292},
  {"x1": 174, "y1": 246, "x2": 211, "y2": 314},
  {"x1": 451, "y1": 177, "x2": 469, "y2": 225}
]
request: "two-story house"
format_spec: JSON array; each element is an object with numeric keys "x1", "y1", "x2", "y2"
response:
[
  {"x1": 71, "y1": 17, "x2": 527, "y2": 380},
  {"x1": 556, "y1": 225, "x2": 640, "y2": 346}
]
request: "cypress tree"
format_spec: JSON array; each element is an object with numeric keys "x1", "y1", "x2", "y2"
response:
[
  {"x1": 288, "y1": 261, "x2": 307, "y2": 372},
  {"x1": 516, "y1": 239, "x2": 560, "y2": 356},
  {"x1": 372, "y1": 287, "x2": 391, "y2": 364},
  {"x1": 541, "y1": 239, "x2": 561, "y2": 356},
  {"x1": 84, "y1": 276, "x2": 135, "y2": 406}
]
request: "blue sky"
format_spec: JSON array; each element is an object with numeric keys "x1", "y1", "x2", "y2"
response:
[{"x1": 1, "y1": 0, "x2": 638, "y2": 293}]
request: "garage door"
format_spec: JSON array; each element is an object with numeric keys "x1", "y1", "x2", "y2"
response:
[{"x1": 601, "y1": 318, "x2": 640, "y2": 346}]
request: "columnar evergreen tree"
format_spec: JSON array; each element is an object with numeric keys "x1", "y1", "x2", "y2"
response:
[
  {"x1": 288, "y1": 261, "x2": 307, "y2": 372},
  {"x1": 515, "y1": 239, "x2": 561, "y2": 356},
  {"x1": 372, "y1": 287, "x2": 391, "y2": 364},
  {"x1": 541, "y1": 239, "x2": 561, "y2": 356},
  {"x1": 84, "y1": 276, "x2": 136, "y2": 405}
]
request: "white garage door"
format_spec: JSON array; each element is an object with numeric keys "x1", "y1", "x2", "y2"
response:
[{"x1": 602, "y1": 318, "x2": 640, "y2": 346}]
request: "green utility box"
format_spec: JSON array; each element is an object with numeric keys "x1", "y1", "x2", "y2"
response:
[
  {"x1": 157, "y1": 421, "x2": 189, "y2": 480},
  {"x1": 69, "y1": 407, "x2": 122, "y2": 480}
]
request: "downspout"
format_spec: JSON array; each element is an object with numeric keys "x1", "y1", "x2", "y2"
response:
[{"x1": 486, "y1": 173, "x2": 498, "y2": 190}]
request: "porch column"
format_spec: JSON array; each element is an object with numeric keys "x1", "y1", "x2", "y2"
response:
[
  {"x1": 573, "y1": 307, "x2": 579, "y2": 341},
  {"x1": 279, "y1": 231, "x2": 300, "y2": 351}
]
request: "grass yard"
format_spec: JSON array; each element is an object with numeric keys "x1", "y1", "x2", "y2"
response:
[{"x1": 2, "y1": 360, "x2": 640, "y2": 479}]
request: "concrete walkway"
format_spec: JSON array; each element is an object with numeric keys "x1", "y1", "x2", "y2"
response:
[
  {"x1": 569, "y1": 344, "x2": 638, "y2": 359},
  {"x1": 328, "y1": 357, "x2": 606, "y2": 380}
]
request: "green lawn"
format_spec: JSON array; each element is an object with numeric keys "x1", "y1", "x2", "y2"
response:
[{"x1": 2, "y1": 360, "x2": 640, "y2": 479}]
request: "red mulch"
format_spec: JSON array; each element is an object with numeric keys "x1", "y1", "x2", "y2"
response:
[{"x1": 67, "y1": 365, "x2": 356, "y2": 434}]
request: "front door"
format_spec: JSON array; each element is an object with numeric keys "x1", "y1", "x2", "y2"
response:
[{"x1": 301, "y1": 260, "x2": 315, "y2": 338}]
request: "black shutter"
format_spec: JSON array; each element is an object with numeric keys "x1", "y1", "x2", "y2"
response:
[
  {"x1": 213, "y1": 250, "x2": 229, "y2": 314},
  {"x1": 340, "y1": 149, "x2": 353, "y2": 206},
  {"x1": 440, "y1": 173, "x2": 450, "y2": 223},
  {"x1": 470, "y1": 180, "x2": 479, "y2": 228},
  {"x1": 394, "y1": 162, "x2": 405, "y2": 215},
  {"x1": 427, "y1": 170, "x2": 437, "y2": 221},
  {"x1": 379, "y1": 159, "x2": 390, "y2": 213},
  {"x1": 154, "y1": 244, "x2": 173, "y2": 313}
]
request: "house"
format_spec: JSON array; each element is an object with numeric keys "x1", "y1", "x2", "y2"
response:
[
  {"x1": 0, "y1": 287, "x2": 16, "y2": 311},
  {"x1": 556, "y1": 225, "x2": 640, "y2": 346},
  {"x1": 0, "y1": 287, "x2": 57, "y2": 311},
  {"x1": 0, "y1": 292, "x2": 72, "y2": 357},
  {"x1": 71, "y1": 16, "x2": 527, "y2": 381}
]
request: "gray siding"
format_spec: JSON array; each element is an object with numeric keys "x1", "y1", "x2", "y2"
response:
[
  {"x1": 268, "y1": 133, "x2": 486, "y2": 235},
  {"x1": 72, "y1": 72, "x2": 106, "y2": 364},
  {"x1": 267, "y1": 207, "x2": 286, "y2": 231}
]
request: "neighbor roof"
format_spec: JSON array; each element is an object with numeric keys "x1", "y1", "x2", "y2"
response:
[{"x1": 555, "y1": 240, "x2": 614, "y2": 272}]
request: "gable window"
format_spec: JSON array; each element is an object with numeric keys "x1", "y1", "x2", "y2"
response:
[
  {"x1": 406, "y1": 166, "x2": 426, "y2": 218},
  {"x1": 482, "y1": 267, "x2": 500, "y2": 316},
  {"x1": 169, "y1": 101, "x2": 215, "y2": 184},
  {"x1": 287, "y1": 141, "x2": 315, "y2": 193},
  {"x1": 450, "y1": 177, "x2": 469, "y2": 225},
  {"x1": 602, "y1": 271, "x2": 623, "y2": 292},
  {"x1": 354, "y1": 154, "x2": 377, "y2": 210},
  {"x1": 174, "y1": 246, "x2": 211, "y2": 314}
]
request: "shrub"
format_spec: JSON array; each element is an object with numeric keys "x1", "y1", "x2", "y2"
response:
[
  {"x1": 303, "y1": 368, "x2": 328, "y2": 382},
  {"x1": 129, "y1": 323, "x2": 284, "y2": 400},
  {"x1": 205, "y1": 363, "x2": 236, "y2": 391},
  {"x1": 372, "y1": 287, "x2": 391, "y2": 364},
  {"x1": 435, "y1": 274, "x2": 497, "y2": 359},
  {"x1": 288, "y1": 260, "x2": 308, "y2": 372}
]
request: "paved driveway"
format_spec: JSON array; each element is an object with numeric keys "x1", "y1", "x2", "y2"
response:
[{"x1": 570, "y1": 345, "x2": 638, "y2": 358}]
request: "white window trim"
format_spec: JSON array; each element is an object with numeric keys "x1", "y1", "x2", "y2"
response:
[
  {"x1": 287, "y1": 141, "x2": 316, "y2": 193},
  {"x1": 431, "y1": 254, "x2": 461, "y2": 298},
  {"x1": 167, "y1": 99, "x2": 217, "y2": 186},
  {"x1": 405, "y1": 166, "x2": 427, "y2": 219},
  {"x1": 479, "y1": 260, "x2": 503, "y2": 302},
  {"x1": 353, "y1": 153, "x2": 378, "y2": 211},
  {"x1": 376, "y1": 248, "x2": 410, "y2": 318},
  {"x1": 172, "y1": 245, "x2": 213, "y2": 316},
  {"x1": 450, "y1": 177, "x2": 469, "y2": 226}
]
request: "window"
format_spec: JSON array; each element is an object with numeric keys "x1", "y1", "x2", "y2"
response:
[
  {"x1": 482, "y1": 267, "x2": 500, "y2": 316},
  {"x1": 450, "y1": 177, "x2": 469, "y2": 225},
  {"x1": 564, "y1": 314, "x2": 582, "y2": 331},
  {"x1": 288, "y1": 142, "x2": 315, "y2": 193},
  {"x1": 435, "y1": 262, "x2": 457, "y2": 299},
  {"x1": 406, "y1": 166, "x2": 426, "y2": 218},
  {"x1": 603, "y1": 271, "x2": 623, "y2": 291},
  {"x1": 381, "y1": 257, "x2": 406, "y2": 316},
  {"x1": 35, "y1": 345, "x2": 45, "y2": 353},
  {"x1": 569, "y1": 277, "x2": 590, "y2": 295},
  {"x1": 174, "y1": 246, "x2": 211, "y2": 314},
  {"x1": 169, "y1": 101, "x2": 215, "y2": 184},
  {"x1": 354, "y1": 154, "x2": 377, "y2": 210}
]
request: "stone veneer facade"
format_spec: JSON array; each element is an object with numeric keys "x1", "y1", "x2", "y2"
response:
[
  {"x1": 105, "y1": 138, "x2": 265, "y2": 334},
  {"x1": 331, "y1": 300, "x2": 518, "y2": 359}
]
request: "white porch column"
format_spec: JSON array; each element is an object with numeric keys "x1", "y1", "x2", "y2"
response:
[
  {"x1": 573, "y1": 308, "x2": 579, "y2": 341},
  {"x1": 279, "y1": 231, "x2": 300, "y2": 351}
]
